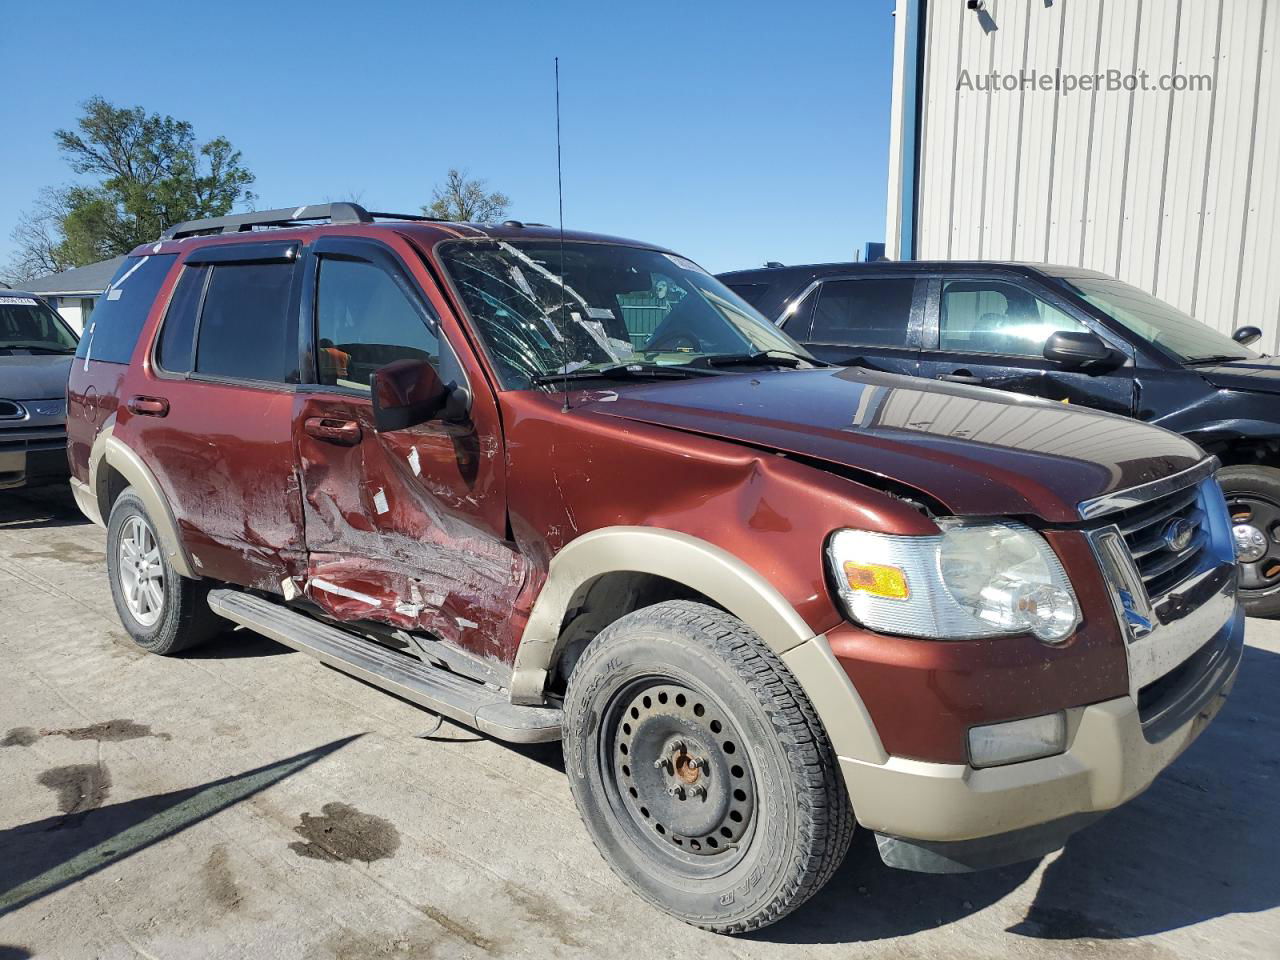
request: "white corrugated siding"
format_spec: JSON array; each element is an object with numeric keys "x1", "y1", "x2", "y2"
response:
[{"x1": 893, "y1": 0, "x2": 1280, "y2": 351}]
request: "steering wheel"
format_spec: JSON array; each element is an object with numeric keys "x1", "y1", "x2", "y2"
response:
[{"x1": 643, "y1": 330, "x2": 702, "y2": 353}]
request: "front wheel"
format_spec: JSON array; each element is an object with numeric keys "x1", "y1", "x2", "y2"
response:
[
  {"x1": 562, "y1": 600, "x2": 853, "y2": 933},
  {"x1": 1219, "y1": 465, "x2": 1280, "y2": 618}
]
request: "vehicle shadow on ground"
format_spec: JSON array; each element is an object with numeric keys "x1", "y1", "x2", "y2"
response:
[
  {"x1": 183, "y1": 627, "x2": 297, "y2": 659},
  {"x1": 0, "y1": 488, "x2": 87, "y2": 530},
  {"x1": 759, "y1": 643, "x2": 1280, "y2": 945},
  {"x1": 0, "y1": 735, "x2": 360, "y2": 918}
]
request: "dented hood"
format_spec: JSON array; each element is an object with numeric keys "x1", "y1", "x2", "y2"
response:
[{"x1": 583, "y1": 367, "x2": 1206, "y2": 522}]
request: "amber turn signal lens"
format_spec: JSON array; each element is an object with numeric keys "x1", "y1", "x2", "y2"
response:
[{"x1": 842, "y1": 560, "x2": 910, "y2": 600}]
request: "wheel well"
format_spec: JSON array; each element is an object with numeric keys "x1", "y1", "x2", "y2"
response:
[
  {"x1": 96, "y1": 464, "x2": 130, "y2": 520},
  {"x1": 1201, "y1": 437, "x2": 1280, "y2": 468},
  {"x1": 547, "y1": 571, "x2": 719, "y2": 694}
]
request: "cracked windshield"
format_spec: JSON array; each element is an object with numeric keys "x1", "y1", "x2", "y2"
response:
[{"x1": 438, "y1": 240, "x2": 816, "y2": 388}]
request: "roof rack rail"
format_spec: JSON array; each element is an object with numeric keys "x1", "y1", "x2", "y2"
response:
[{"x1": 161, "y1": 203, "x2": 443, "y2": 240}]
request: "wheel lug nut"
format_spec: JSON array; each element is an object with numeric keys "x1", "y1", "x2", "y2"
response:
[
  {"x1": 666, "y1": 784, "x2": 685, "y2": 799},
  {"x1": 652, "y1": 756, "x2": 668, "y2": 770}
]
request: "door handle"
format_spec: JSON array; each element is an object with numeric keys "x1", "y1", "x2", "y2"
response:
[
  {"x1": 937, "y1": 372, "x2": 984, "y2": 385},
  {"x1": 304, "y1": 417, "x2": 362, "y2": 446},
  {"x1": 128, "y1": 395, "x2": 169, "y2": 417}
]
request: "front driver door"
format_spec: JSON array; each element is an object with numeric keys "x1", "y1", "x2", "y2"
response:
[
  {"x1": 918, "y1": 276, "x2": 1136, "y2": 415},
  {"x1": 293, "y1": 235, "x2": 525, "y2": 661}
]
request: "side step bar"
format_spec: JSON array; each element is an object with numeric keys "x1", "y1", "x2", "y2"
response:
[{"x1": 207, "y1": 589, "x2": 562, "y2": 744}]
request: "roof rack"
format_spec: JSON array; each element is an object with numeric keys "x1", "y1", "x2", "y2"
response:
[{"x1": 161, "y1": 203, "x2": 442, "y2": 240}]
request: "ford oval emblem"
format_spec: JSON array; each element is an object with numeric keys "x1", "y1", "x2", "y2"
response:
[{"x1": 1162, "y1": 517, "x2": 1195, "y2": 553}]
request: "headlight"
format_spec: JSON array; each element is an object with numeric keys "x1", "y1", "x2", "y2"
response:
[{"x1": 827, "y1": 520, "x2": 1080, "y2": 643}]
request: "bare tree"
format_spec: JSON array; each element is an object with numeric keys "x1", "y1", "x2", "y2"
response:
[
  {"x1": 424, "y1": 169, "x2": 511, "y2": 223},
  {"x1": 2, "y1": 190, "x2": 76, "y2": 284}
]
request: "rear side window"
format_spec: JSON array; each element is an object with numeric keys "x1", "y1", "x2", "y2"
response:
[
  {"x1": 75, "y1": 254, "x2": 176, "y2": 363},
  {"x1": 194, "y1": 262, "x2": 298, "y2": 383},
  {"x1": 155, "y1": 265, "x2": 208, "y2": 374},
  {"x1": 809, "y1": 278, "x2": 916, "y2": 347}
]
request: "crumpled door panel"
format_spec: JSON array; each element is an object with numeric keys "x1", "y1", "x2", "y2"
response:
[{"x1": 295, "y1": 395, "x2": 524, "y2": 662}]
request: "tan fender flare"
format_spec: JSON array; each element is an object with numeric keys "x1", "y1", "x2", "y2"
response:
[
  {"x1": 510, "y1": 526, "x2": 887, "y2": 764},
  {"x1": 86, "y1": 420, "x2": 196, "y2": 579}
]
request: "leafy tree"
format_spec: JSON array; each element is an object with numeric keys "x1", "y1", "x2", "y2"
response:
[
  {"x1": 4, "y1": 97, "x2": 255, "y2": 281},
  {"x1": 424, "y1": 169, "x2": 511, "y2": 223}
]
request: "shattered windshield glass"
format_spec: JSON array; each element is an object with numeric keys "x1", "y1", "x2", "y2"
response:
[{"x1": 437, "y1": 240, "x2": 815, "y2": 388}]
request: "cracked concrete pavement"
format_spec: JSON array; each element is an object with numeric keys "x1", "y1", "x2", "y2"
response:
[{"x1": 1, "y1": 485, "x2": 1278, "y2": 959}]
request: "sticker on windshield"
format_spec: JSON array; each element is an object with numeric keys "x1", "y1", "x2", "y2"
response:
[
  {"x1": 663, "y1": 253, "x2": 707, "y2": 275},
  {"x1": 586, "y1": 306, "x2": 615, "y2": 320},
  {"x1": 508, "y1": 265, "x2": 535, "y2": 299},
  {"x1": 0, "y1": 297, "x2": 38, "y2": 306}
]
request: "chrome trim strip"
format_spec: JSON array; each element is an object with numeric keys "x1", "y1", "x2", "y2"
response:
[
  {"x1": 773, "y1": 279, "x2": 822, "y2": 327},
  {"x1": 1077, "y1": 457, "x2": 1219, "y2": 520}
]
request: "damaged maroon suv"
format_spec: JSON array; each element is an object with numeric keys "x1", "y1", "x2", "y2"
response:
[{"x1": 67, "y1": 204, "x2": 1243, "y2": 932}]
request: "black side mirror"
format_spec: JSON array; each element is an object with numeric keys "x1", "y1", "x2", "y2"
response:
[
  {"x1": 371, "y1": 358, "x2": 451, "y2": 432},
  {"x1": 1232, "y1": 325, "x2": 1262, "y2": 346},
  {"x1": 1043, "y1": 330, "x2": 1113, "y2": 368}
]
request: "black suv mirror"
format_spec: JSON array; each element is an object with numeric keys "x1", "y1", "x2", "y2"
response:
[
  {"x1": 1043, "y1": 331, "x2": 1113, "y2": 368},
  {"x1": 371, "y1": 358, "x2": 466, "y2": 432},
  {"x1": 1232, "y1": 325, "x2": 1262, "y2": 346}
]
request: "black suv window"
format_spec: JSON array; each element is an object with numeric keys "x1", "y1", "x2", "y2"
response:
[
  {"x1": 725, "y1": 283, "x2": 770, "y2": 310},
  {"x1": 939, "y1": 279, "x2": 1087, "y2": 357},
  {"x1": 315, "y1": 256, "x2": 440, "y2": 390},
  {"x1": 808, "y1": 278, "x2": 915, "y2": 347},
  {"x1": 194, "y1": 262, "x2": 298, "y2": 383},
  {"x1": 155, "y1": 265, "x2": 209, "y2": 374},
  {"x1": 75, "y1": 254, "x2": 176, "y2": 364}
]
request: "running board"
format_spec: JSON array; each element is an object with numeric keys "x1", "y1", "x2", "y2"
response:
[{"x1": 207, "y1": 589, "x2": 562, "y2": 743}]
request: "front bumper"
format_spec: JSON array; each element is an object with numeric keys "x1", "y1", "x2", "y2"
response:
[
  {"x1": 841, "y1": 605, "x2": 1243, "y2": 872},
  {"x1": 0, "y1": 423, "x2": 68, "y2": 490}
]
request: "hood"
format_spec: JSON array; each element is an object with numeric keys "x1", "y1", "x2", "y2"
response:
[
  {"x1": 0, "y1": 354, "x2": 74, "y2": 400},
  {"x1": 582, "y1": 367, "x2": 1206, "y2": 523},
  {"x1": 1193, "y1": 354, "x2": 1280, "y2": 394}
]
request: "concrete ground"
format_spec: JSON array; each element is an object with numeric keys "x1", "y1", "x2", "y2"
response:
[{"x1": 0, "y1": 486, "x2": 1277, "y2": 960}]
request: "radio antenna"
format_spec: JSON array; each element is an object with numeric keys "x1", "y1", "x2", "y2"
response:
[{"x1": 555, "y1": 56, "x2": 571, "y2": 412}]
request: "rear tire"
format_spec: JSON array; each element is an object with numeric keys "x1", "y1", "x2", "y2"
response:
[
  {"x1": 1219, "y1": 465, "x2": 1280, "y2": 618},
  {"x1": 106, "y1": 488, "x2": 222, "y2": 654},
  {"x1": 562, "y1": 600, "x2": 853, "y2": 933}
]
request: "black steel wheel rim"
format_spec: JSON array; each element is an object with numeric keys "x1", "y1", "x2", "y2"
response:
[
  {"x1": 598, "y1": 676, "x2": 757, "y2": 879},
  {"x1": 1226, "y1": 492, "x2": 1280, "y2": 594}
]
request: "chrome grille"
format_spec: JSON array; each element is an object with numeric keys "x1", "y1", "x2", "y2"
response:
[
  {"x1": 1105, "y1": 482, "x2": 1209, "y2": 600},
  {"x1": 0, "y1": 399, "x2": 26, "y2": 420}
]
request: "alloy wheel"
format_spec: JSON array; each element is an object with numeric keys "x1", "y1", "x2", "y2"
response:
[{"x1": 118, "y1": 515, "x2": 165, "y2": 627}]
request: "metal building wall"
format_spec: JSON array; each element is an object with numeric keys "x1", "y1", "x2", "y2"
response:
[{"x1": 889, "y1": 0, "x2": 1280, "y2": 352}]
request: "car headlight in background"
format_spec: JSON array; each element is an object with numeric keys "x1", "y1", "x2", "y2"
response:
[{"x1": 827, "y1": 520, "x2": 1080, "y2": 643}]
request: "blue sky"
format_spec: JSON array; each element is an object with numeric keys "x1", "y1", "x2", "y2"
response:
[{"x1": 0, "y1": 1, "x2": 895, "y2": 274}]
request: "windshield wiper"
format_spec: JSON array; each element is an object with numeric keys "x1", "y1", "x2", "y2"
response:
[
  {"x1": 531, "y1": 362, "x2": 717, "y2": 385},
  {"x1": 688, "y1": 350, "x2": 822, "y2": 370},
  {"x1": 1183, "y1": 354, "x2": 1245, "y2": 365},
  {"x1": 0, "y1": 345, "x2": 75, "y2": 355}
]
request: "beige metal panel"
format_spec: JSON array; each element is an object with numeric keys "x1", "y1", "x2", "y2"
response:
[
  {"x1": 894, "y1": 0, "x2": 1280, "y2": 353},
  {"x1": 1155, "y1": 0, "x2": 1223, "y2": 312},
  {"x1": 1238, "y1": 6, "x2": 1280, "y2": 353},
  {"x1": 916, "y1": 0, "x2": 962, "y2": 260},
  {"x1": 1194, "y1": 0, "x2": 1267, "y2": 335}
]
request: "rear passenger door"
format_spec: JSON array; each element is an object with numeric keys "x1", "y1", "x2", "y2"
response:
[
  {"x1": 782, "y1": 276, "x2": 923, "y2": 375},
  {"x1": 293, "y1": 235, "x2": 523, "y2": 659},
  {"x1": 127, "y1": 241, "x2": 307, "y2": 587},
  {"x1": 919, "y1": 275, "x2": 1136, "y2": 415}
]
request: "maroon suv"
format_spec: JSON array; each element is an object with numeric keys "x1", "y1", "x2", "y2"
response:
[{"x1": 66, "y1": 204, "x2": 1243, "y2": 932}]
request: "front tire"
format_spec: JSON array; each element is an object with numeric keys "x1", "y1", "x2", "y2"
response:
[
  {"x1": 562, "y1": 600, "x2": 853, "y2": 933},
  {"x1": 1219, "y1": 465, "x2": 1280, "y2": 618},
  {"x1": 106, "y1": 488, "x2": 222, "y2": 654}
]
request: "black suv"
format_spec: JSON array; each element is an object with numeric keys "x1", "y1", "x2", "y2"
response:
[{"x1": 719, "y1": 261, "x2": 1280, "y2": 615}]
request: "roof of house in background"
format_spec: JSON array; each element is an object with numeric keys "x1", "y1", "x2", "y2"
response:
[{"x1": 22, "y1": 255, "x2": 126, "y2": 296}]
